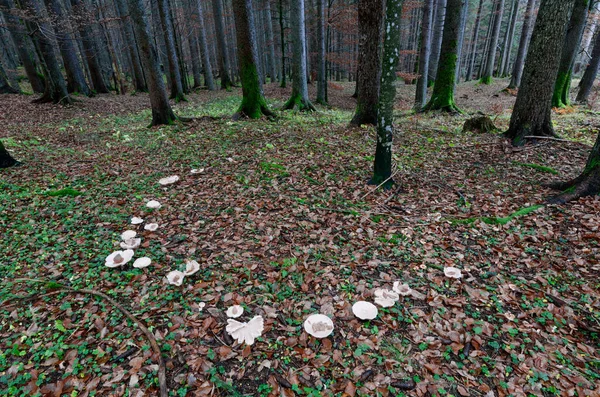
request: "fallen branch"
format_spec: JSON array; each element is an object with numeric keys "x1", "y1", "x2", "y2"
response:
[
  {"x1": 523, "y1": 136, "x2": 569, "y2": 142},
  {"x1": 359, "y1": 168, "x2": 401, "y2": 201},
  {"x1": 9, "y1": 278, "x2": 168, "y2": 397}
]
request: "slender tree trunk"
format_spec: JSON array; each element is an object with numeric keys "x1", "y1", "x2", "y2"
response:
[
  {"x1": 428, "y1": 0, "x2": 447, "y2": 84},
  {"x1": 423, "y1": 0, "x2": 465, "y2": 112},
  {"x1": 232, "y1": 0, "x2": 274, "y2": 119},
  {"x1": 478, "y1": 4, "x2": 496, "y2": 78},
  {"x1": 0, "y1": 140, "x2": 18, "y2": 168},
  {"x1": 455, "y1": 0, "x2": 469, "y2": 83},
  {"x1": 316, "y1": 0, "x2": 327, "y2": 104},
  {"x1": 350, "y1": 0, "x2": 384, "y2": 125},
  {"x1": 466, "y1": 0, "x2": 484, "y2": 81},
  {"x1": 195, "y1": 0, "x2": 215, "y2": 90},
  {"x1": 415, "y1": 0, "x2": 434, "y2": 109},
  {"x1": 504, "y1": 0, "x2": 576, "y2": 146},
  {"x1": 185, "y1": 0, "x2": 203, "y2": 88},
  {"x1": 127, "y1": 0, "x2": 177, "y2": 125},
  {"x1": 265, "y1": 0, "x2": 277, "y2": 81},
  {"x1": 481, "y1": 0, "x2": 505, "y2": 83},
  {"x1": 552, "y1": 0, "x2": 589, "y2": 107},
  {"x1": 279, "y1": 0, "x2": 286, "y2": 87},
  {"x1": 576, "y1": 26, "x2": 600, "y2": 102},
  {"x1": 508, "y1": 0, "x2": 536, "y2": 88},
  {"x1": 211, "y1": 0, "x2": 233, "y2": 89},
  {"x1": 500, "y1": 0, "x2": 520, "y2": 77},
  {"x1": 115, "y1": 0, "x2": 147, "y2": 91},
  {"x1": 157, "y1": 0, "x2": 185, "y2": 101},
  {"x1": 574, "y1": 4, "x2": 598, "y2": 74}
]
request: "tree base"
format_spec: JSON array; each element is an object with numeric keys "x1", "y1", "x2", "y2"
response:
[
  {"x1": 233, "y1": 105, "x2": 275, "y2": 121},
  {"x1": 479, "y1": 76, "x2": 492, "y2": 85},
  {"x1": 503, "y1": 123, "x2": 558, "y2": 146},
  {"x1": 282, "y1": 95, "x2": 316, "y2": 112},
  {"x1": 367, "y1": 175, "x2": 394, "y2": 190},
  {"x1": 544, "y1": 170, "x2": 600, "y2": 204},
  {"x1": 462, "y1": 115, "x2": 497, "y2": 133},
  {"x1": 0, "y1": 144, "x2": 18, "y2": 169}
]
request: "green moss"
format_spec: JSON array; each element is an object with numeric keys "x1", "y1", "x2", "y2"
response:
[
  {"x1": 552, "y1": 71, "x2": 570, "y2": 108},
  {"x1": 479, "y1": 75, "x2": 492, "y2": 85},
  {"x1": 512, "y1": 162, "x2": 559, "y2": 175},
  {"x1": 46, "y1": 188, "x2": 83, "y2": 197},
  {"x1": 450, "y1": 205, "x2": 544, "y2": 226}
]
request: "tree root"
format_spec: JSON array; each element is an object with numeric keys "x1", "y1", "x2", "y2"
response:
[
  {"x1": 8, "y1": 278, "x2": 168, "y2": 397},
  {"x1": 544, "y1": 172, "x2": 599, "y2": 204}
]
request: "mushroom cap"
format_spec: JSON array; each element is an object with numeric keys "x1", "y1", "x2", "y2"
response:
[
  {"x1": 158, "y1": 175, "x2": 180, "y2": 185},
  {"x1": 352, "y1": 301, "x2": 378, "y2": 320},
  {"x1": 131, "y1": 217, "x2": 144, "y2": 225},
  {"x1": 184, "y1": 260, "x2": 200, "y2": 276},
  {"x1": 133, "y1": 257, "x2": 152, "y2": 268},
  {"x1": 121, "y1": 230, "x2": 137, "y2": 241},
  {"x1": 393, "y1": 282, "x2": 413, "y2": 296},
  {"x1": 226, "y1": 316, "x2": 264, "y2": 345},
  {"x1": 166, "y1": 270, "x2": 185, "y2": 286},
  {"x1": 303, "y1": 314, "x2": 334, "y2": 338},
  {"x1": 226, "y1": 305, "x2": 244, "y2": 318},
  {"x1": 144, "y1": 223, "x2": 159, "y2": 231},
  {"x1": 374, "y1": 288, "x2": 400, "y2": 308},
  {"x1": 105, "y1": 249, "x2": 134, "y2": 268},
  {"x1": 146, "y1": 200, "x2": 161, "y2": 209},
  {"x1": 444, "y1": 266, "x2": 462, "y2": 279},
  {"x1": 190, "y1": 168, "x2": 204, "y2": 174},
  {"x1": 120, "y1": 238, "x2": 141, "y2": 250}
]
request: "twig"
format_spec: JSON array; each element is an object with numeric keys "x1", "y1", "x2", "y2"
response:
[
  {"x1": 9, "y1": 278, "x2": 168, "y2": 397},
  {"x1": 359, "y1": 168, "x2": 401, "y2": 200},
  {"x1": 523, "y1": 136, "x2": 569, "y2": 142}
]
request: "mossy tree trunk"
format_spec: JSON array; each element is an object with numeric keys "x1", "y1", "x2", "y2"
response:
[
  {"x1": 504, "y1": 0, "x2": 575, "y2": 146},
  {"x1": 127, "y1": 0, "x2": 177, "y2": 125},
  {"x1": 372, "y1": 0, "x2": 404, "y2": 187},
  {"x1": 507, "y1": 0, "x2": 537, "y2": 89},
  {"x1": 0, "y1": 140, "x2": 17, "y2": 168},
  {"x1": 546, "y1": 131, "x2": 600, "y2": 203},
  {"x1": 480, "y1": 0, "x2": 505, "y2": 84},
  {"x1": 552, "y1": 0, "x2": 588, "y2": 108},
  {"x1": 576, "y1": 24, "x2": 600, "y2": 103},
  {"x1": 415, "y1": 0, "x2": 434, "y2": 109},
  {"x1": 283, "y1": 0, "x2": 315, "y2": 111},
  {"x1": 315, "y1": 0, "x2": 327, "y2": 105},
  {"x1": 423, "y1": 0, "x2": 465, "y2": 112},
  {"x1": 232, "y1": 0, "x2": 274, "y2": 119},
  {"x1": 350, "y1": 0, "x2": 384, "y2": 125}
]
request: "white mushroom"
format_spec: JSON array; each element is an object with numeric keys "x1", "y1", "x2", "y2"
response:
[
  {"x1": 444, "y1": 266, "x2": 462, "y2": 279},
  {"x1": 166, "y1": 270, "x2": 185, "y2": 286},
  {"x1": 393, "y1": 282, "x2": 413, "y2": 296},
  {"x1": 374, "y1": 289, "x2": 400, "y2": 308},
  {"x1": 105, "y1": 249, "x2": 134, "y2": 268},
  {"x1": 197, "y1": 302, "x2": 206, "y2": 312},
  {"x1": 121, "y1": 230, "x2": 137, "y2": 241},
  {"x1": 146, "y1": 200, "x2": 161, "y2": 209},
  {"x1": 133, "y1": 257, "x2": 152, "y2": 268},
  {"x1": 352, "y1": 301, "x2": 378, "y2": 320},
  {"x1": 120, "y1": 238, "x2": 141, "y2": 250},
  {"x1": 303, "y1": 314, "x2": 334, "y2": 338},
  {"x1": 131, "y1": 217, "x2": 144, "y2": 225},
  {"x1": 144, "y1": 223, "x2": 159, "y2": 231},
  {"x1": 226, "y1": 305, "x2": 244, "y2": 318},
  {"x1": 184, "y1": 260, "x2": 200, "y2": 276},
  {"x1": 158, "y1": 175, "x2": 180, "y2": 185},
  {"x1": 225, "y1": 316, "x2": 264, "y2": 345},
  {"x1": 190, "y1": 168, "x2": 204, "y2": 174}
]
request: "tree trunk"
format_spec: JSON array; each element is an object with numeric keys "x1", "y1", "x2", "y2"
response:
[
  {"x1": 127, "y1": 0, "x2": 177, "y2": 125},
  {"x1": 283, "y1": 0, "x2": 314, "y2": 110},
  {"x1": 423, "y1": 0, "x2": 465, "y2": 112},
  {"x1": 279, "y1": 0, "x2": 287, "y2": 88},
  {"x1": 157, "y1": 0, "x2": 186, "y2": 101},
  {"x1": 576, "y1": 25, "x2": 600, "y2": 102},
  {"x1": 428, "y1": 0, "x2": 447, "y2": 84},
  {"x1": 552, "y1": 0, "x2": 589, "y2": 107},
  {"x1": 0, "y1": 59, "x2": 19, "y2": 93},
  {"x1": 481, "y1": 0, "x2": 505, "y2": 83},
  {"x1": 455, "y1": 0, "x2": 469, "y2": 83},
  {"x1": 211, "y1": 0, "x2": 233, "y2": 89},
  {"x1": 0, "y1": 140, "x2": 17, "y2": 168},
  {"x1": 316, "y1": 0, "x2": 327, "y2": 104},
  {"x1": 350, "y1": 0, "x2": 384, "y2": 126},
  {"x1": 508, "y1": 0, "x2": 537, "y2": 89},
  {"x1": 415, "y1": 0, "x2": 434, "y2": 109},
  {"x1": 185, "y1": 0, "x2": 203, "y2": 88},
  {"x1": 372, "y1": 0, "x2": 405, "y2": 186},
  {"x1": 232, "y1": 0, "x2": 274, "y2": 119},
  {"x1": 194, "y1": 0, "x2": 215, "y2": 90},
  {"x1": 546, "y1": 130, "x2": 600, "y2": 203},
  {"x1": 265, "y1": 0, "x2": 278, "y2": 82},
  {"x1": 504, "y1": 0, "x2": 575, "y2": 146},
  {"x1": 465, "y1": 0, "x2": 484, "y2": 81},
  {"x1": 500, "y1": 0, "x2": 520, "y2": 77},
  {"x1": 114, "y1": 0, "x2": 147, "y2": 91}
]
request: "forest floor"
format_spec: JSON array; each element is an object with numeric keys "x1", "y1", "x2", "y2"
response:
[{"x1": 1, "y1": 78, "x2": 599, "y2": 397}]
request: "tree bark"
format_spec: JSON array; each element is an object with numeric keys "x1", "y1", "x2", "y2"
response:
[
  {"x1": 415, "y1": 0, "x2": 434, "y2": 109},
  {"x1": 115, "y1": 0, "x2": 147, "y2": 91},
  {"x1": 279, "y1": 0, "x2": 286, "y2": 87},
  {"x1": 315, "y1": 0, "x2": 327, "y2": 104},
  {"x1": 350, "y1": 0, "x2": 384, "y2": 126},
  {"x1": 212, "y1": 0, "x2": 233, "y2": 89},
  {"x1": 465, "y1": 0, "x2": 484, "y2": 81},
  {"x1": 481, "y1": 0, "x2": 505, "y2": 83},
  {"x1": 0, "y1": 139, "x2": 17, "y2": 168},
  {"x1": 423, "y1": 0, "x2": 465, "y2": 112},
  {"x1": 576, "y1": 25, "x2": 600, "y2": 102},
  {"x1": 185, "y1": 0, "x2": 203, "y2": 88},
  {"x1": 127, "y1": 0, "x2": 177, "y2": 125},
  {"x1": 508, "y1": 0, "x2": 537, "y2": 89},
  {"x1": 265, "y1": 0, "x2": 278, "y2": 81},
  {"x1": 156, "y1": 0, "x2": 185, "y2": 101},
  {"x1": 0, "y1": 59, "x2": 19, "y2": 93},
  {"x1": 504, "y1": 0, "x2": 575, "y2": 146},
  {"x1": 552, "y1": 0, "x2": 589, "y2": 107},
  {"x1": 194, "y1": 0, "x2": 215, "y2": 90},
  {"x1": 428, "y1": 0, "x2": 447, "y2": 84},
  {"x1": 500, "y1": 0, "x2": 520, "y2": 77},
  {"x1": 232, "y1": 0, "x2": 274, "y2": 119},
  {"x1": 455, "y1": 0, "x2": 469, "y2": 83},
  {"x1": 372, "y1": 0, "x2": 405, "y2": 186}
]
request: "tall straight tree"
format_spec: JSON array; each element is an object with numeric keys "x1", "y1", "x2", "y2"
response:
[
  {"x1": 315, "y1": 0, "x2": 327, "y2": 104},
  {"x1": 423, "y1": 0, "x2": 465, "y2": 112},
  {"x1": 507, "y1": 0, "x2": 537, "y2": 89},
  {"x1": 372, "y1": 0, "x2": 404, "y2": 186},
  {"x1": 232, "y1": 0, "x2": 274, "y2": 118},
  {"x1": 499, "y1": 0, "x2": 520, "y2": 77},
  {"x1": 480, "y1": 0, "x2": 505, "y2": 83},
  {"x1": 465, "y1": 0, "x2": 485, "y2": 81},
  {"x1": 265, "y1": 0, "x2": 278, "y2": 81},
  {"x1": 0, "y1": 140, "x2": 18, "y2": 168},
  {"x1": 576, "y1": 26, "x2": 600, "y2": 103},
  {"x1": 195, "y1": 0, "x2": 216, "y2": 90},
  {"x1": 283, "y1": 0, "x2": 315, "y2": 110},
  {"x1": 127, "y1": 0, "x2": 177, "y2": 125},
  {"x1": 415, "y1": 0, "x2": 434, "y2": 108},
  {"x1": 428, "y1": 0, "x2": 447, "y2": 84},
  {"x1": 454, "y1": 0, "x2": 469, "y2": 82},
  {"x1": 186, "y1": 0, "x2": 204, "y2": 88},
  {"x1": 157, "y1": 0, "x2": 186, "y2": 101},
  {"x1": 212, "y1": 0, "x2": 234, "y2": 89},
  {"x1": 504, "y1": 0, "x2": 575, "y2": 146},
  {"x1": 350, "y1": 0, "x2": 384, "y2": 125},
  {"x1": 552, "y1": 0, "x2": 589, "y2": 107},
  {"x1": 115, "y1": 0, "x2": 147, "y2": 91}
]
